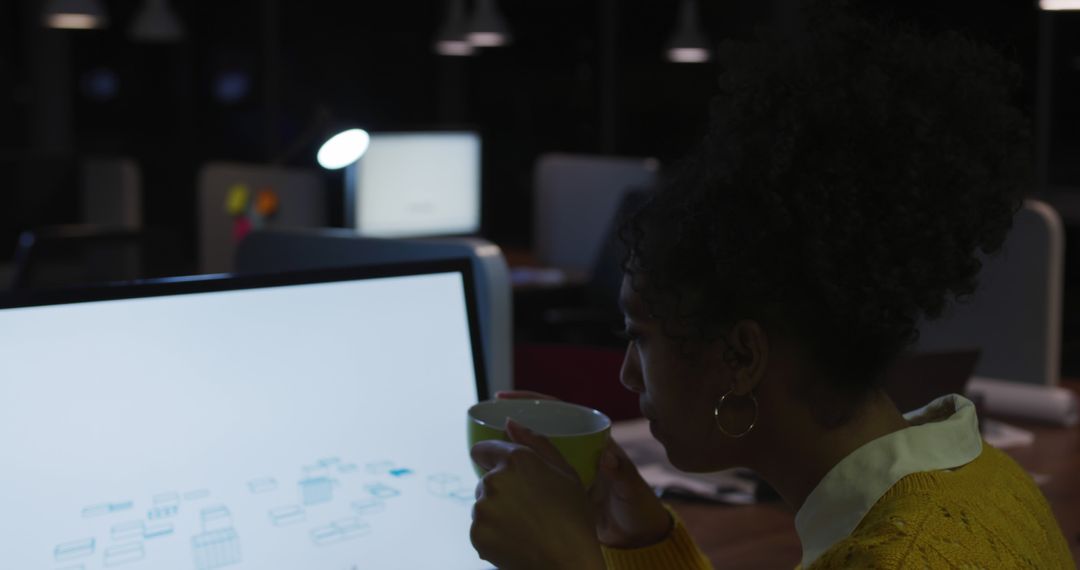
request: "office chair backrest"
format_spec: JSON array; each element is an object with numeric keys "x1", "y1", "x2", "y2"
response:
[
  {"x1": 915, "y1": 199, "x2": 1064, "y2": 386},
  {"x1": 587, "y1": 190, "x2": 651, "y2": 321},
  {"x1": 235, "y1": 228, "x2": 513, "y2": 394},
  {"x1": 533, "y1": 154, "x2": 659, "y2": 277}
]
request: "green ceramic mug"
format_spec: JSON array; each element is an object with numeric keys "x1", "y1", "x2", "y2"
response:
[{"x1": 467, "y1": 399, "x2": 612, "y2": 488}]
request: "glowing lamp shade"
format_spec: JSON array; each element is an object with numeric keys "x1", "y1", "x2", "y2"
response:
[
  {"x1": 317, "y1": 129, "x2": 371, "y2": 170},
  {"x1": 43, "y1": 0, "x2": 108, "y2": 29},
  {"x1": 436, "y1": 40, "x2": 475, "y2": 56},
  {"x1": 467, "y1": 0, "x2": 511, "y2": 47},
  {"x1": 1040, "y1": 0, "x2": 1080, "y2": 9},
  {"x1": 667, "y1": 47, "x2": 711, "y2": 63},
  {"x1": 130, "y1": 0, "x2": 185, "y2": 42},
  {"x1": 468, "y1": 32, "x2": 509, "y2": 47},
  {"x1": 665, "y1": 0, "x2": 710, "y2": 63},
  {"x1": 434, "y1": 0, "x2": 475, "y2": 56}
]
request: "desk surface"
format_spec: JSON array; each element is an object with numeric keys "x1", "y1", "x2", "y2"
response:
[{"x1": 669, "y1": 379, "x2": 1080, "y2": 569}]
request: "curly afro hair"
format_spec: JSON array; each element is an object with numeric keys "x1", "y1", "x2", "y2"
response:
[{"x1": 621, "y1": 3, "x2": 1032, "y2": 425}]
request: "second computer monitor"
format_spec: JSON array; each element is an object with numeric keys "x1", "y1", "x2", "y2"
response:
[{"x1": 346, "y1": 131, "x2": 481, "y2": 239}]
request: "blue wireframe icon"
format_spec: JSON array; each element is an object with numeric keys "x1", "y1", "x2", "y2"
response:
[
  {"x1": 104, "y1": 542, "x2": 144, "y2": 567},
  {"x1": 81, "y1": 501, "x2": 133, "y2": 518},
  {"x1": 299, "y1": 476, "x2": 334, "y2": 506},
  {"x1": 268, "y1": 505, "x2": 306, "y2": 527},
  {"x1": 200, "y1": 505, "x2": 232, "y2": 531},
  {"x1": 310, "y1": 517, "x2": 371, "y2": 546},
  {"x1": 144, "y1": 522, "x2": 175, "y2": 539},
  {"x1": 365, "y1": 461, "x2": 394, "y2": 475},
  {"x1": 427, "y1": 473, "x2": 464, "y2": 497},
  {"x1": 247, "y1": 477, "x2": 278, "y2": 494},
  {"x1": 191, "y1": 528, "x2": 241, "y2": 570},
  {"x1": 183, "y1": 489, "x2": 211, "y2": 501},
  {"x1": 351, "y1": 496, "x2": 384, "y2": 515},
  {"x1": 192, "y1": 505, "x2": 241, "y2": 569},
  {"x1": 53, "y1": 538, "x2": 94, "y2": 562},
  {"x1": 338, "y1": 463, "x2": 359, "y2": 474},
  {"x1": 365, "y1": 483, "x2": 400, "y2": 499},
  {"x1": 111, "y1": 521, "x2": 145, "y2": 542}
]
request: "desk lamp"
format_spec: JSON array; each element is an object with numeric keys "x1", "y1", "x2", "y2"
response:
[{"x1": 317, "y1": 129, "x2": 371, "y2": 171}]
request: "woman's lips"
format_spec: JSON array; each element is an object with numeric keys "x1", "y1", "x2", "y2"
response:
[
  {"x1": 647, "y1": 418, "x2": 662, "y2": 440},
  {"x1": 640, "y1": 404, "x2": 658, "y2": 428}
]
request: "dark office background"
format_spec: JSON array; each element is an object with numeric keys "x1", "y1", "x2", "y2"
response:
[{"x1": 0, "y1": 0, "x2": 1069, "y2": 271}]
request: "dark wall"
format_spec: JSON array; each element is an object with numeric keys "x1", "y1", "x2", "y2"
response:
[{"x1": 0, "y1": 0, "x2": 1043, "y2": 265}]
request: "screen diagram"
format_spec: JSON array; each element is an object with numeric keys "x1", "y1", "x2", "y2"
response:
[{"x1": 51, "y1": 455, "x2": 477, "y2": 570}]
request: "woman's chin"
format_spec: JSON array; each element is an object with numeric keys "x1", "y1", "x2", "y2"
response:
[
  {"x1": 652, "y1": 424, "x2": 711, "y2": 472},
  {"x1": 664, "y1": 443, "x2": 732, "y2": 473},
  {"x1": 664, "y1": 446, "x2": 708, "y2": 472}
]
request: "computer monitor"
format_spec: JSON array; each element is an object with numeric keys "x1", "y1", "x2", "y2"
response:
[
  {"x1": 0, "y1": 261, "x2": 492, "y2": 569},
  {"x1": 345, "y1": 131, "x2": 481, "y2": 238}
]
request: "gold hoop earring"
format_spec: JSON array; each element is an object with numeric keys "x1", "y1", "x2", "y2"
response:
[{"x1": 714, "y1": 388, "x2": 758, "y2": 438}]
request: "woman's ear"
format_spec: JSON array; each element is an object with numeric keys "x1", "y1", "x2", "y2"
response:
[{"x1": 726, "y1": 320, "x2": 769, "y2": 395}]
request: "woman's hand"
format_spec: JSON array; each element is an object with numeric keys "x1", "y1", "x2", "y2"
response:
[
  {"x1": 470, "y1": 420, "x2": 606, "y2": 570},
  {"x1": 496, "y1": 391, "x2": 674, "y2": 549}
]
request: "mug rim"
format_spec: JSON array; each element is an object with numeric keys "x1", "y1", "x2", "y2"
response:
[{"x1": 468, "y1": 399, "x2": 611, "y2": 435}]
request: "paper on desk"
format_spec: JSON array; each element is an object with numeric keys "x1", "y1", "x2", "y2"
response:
[
  {"x1": 611, "y1": 418, "x2": 756, "y2": 504},
  {"x1": 980, "y1": 418, "x2": 1035, "y2": 449},
  {"x1": 968, "y1": 377, "x2": 1079, "y2": 427},
  {"x1": 509, "y1": 267, "x2": 569, "y2": 287}
]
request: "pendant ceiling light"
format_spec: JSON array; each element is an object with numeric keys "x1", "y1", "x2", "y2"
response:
[
  {"x1": 467, "y1": 0, "x2": 512, "y2": 48},
  {"x1": 434, "y1": 0, "x2": 475, "y2": 56},
  {"x1": 43, "y1": 0, "x2": 108, "y2": 30},
  {"x1": 1040, "y1": 0, "x2": 1080, "y2": 9},
  {"x1": 666, "y1": 0, "x2": 711, "y2": 63},
  {"x1": 130, "y1": 0, "x2": 185, "y2": 43}
]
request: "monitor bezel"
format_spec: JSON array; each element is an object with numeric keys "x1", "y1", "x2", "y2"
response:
[
  {"x1": 344, "y1": 130, "x2": 483, "y2": 238},
  {"x1": 0, "y1": 259, "x2": 490, "y2": 401}
]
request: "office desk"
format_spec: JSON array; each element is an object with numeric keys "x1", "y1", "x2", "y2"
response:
[
  {"x1": 502, "y1": 248, "x2": 589, "y2": 291},
  {"x1": 669, "y1": 379, "x2": 1080, "y2": 568}
]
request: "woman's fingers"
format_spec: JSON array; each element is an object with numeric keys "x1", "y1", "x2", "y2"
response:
[
  {"x1": 591, "y1": 441, "x2": 642, "y2": 503},
  {"x1": 505, "y1": 419, "x2": 578, "y2": 479},
  {"x1": 470, "y1": 440, "x2": 519, "y2": 471}
]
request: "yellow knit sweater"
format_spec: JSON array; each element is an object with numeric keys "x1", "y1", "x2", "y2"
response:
[{"x1": 601, "y1": 445, "x2": 1074, "y2": 569}]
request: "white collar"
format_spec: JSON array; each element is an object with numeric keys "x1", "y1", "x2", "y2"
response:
[{"x1": 794, "y1": 394, "x2": 983, "y2": 568}]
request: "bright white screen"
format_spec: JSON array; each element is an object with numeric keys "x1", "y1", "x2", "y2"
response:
[
  {"x1": 0, "y1": 272, "x2": 490, "y2": 569},
  {"x1": 353, "y1": 132, "x2": 481, "y2": 238}
]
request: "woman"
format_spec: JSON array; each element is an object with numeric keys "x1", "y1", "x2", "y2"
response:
[{"x1": 469, "y1": 5, "x2": 1074, "y2": 570}]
